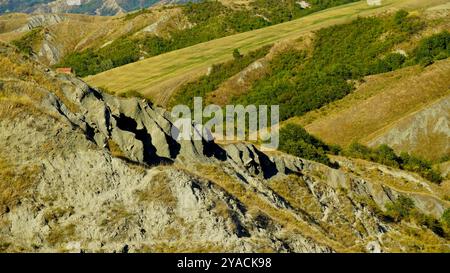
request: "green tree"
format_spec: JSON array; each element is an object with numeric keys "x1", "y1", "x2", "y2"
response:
[
  {"x1": 414, "y1": 31, "x2": 450, "y2": 64},
  {"x1": 279, "y1": 124, "x2": 335, "y2": 167},
  {"x1": 347, "y1": 142, "x2": 372, "y2": 159},
  {"x1": 233, "y1": 49, "x2": 243, "y2": 60},
  {"x1": 373, "y1": 144, "x2": 400, "y2": 168}
]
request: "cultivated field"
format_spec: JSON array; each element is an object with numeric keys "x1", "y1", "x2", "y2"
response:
[{"x1": 84, "y1": 0, "x2": 449, "y2": 105}]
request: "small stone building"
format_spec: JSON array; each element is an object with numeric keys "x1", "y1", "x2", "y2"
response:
[{"x1": 367, "y1": 0, "x2": 382, "y2": 6}]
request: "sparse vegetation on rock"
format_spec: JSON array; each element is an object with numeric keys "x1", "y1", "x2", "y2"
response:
[{"x1": 345, "y1": 143, "x2": 443, "y2": 184}]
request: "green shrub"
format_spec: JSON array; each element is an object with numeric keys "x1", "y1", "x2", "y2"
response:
[
  {"x1": 233, "y1": 49, "x2": 243, "y2": 60},
  {"x1": 399, "y1": 152, "x2": 442, "y2": 184},
  {"x1": 411, "y1": 210, "x2": 445, "y2": 237},
  {"x1": 393, "y1": 10, "x2": 425, "y2": 34},
  {"x1": 373, "y1": 144, "x2": 400, "y2": 168},
  {"x1": 347, "y1": 142, "x2": 372, "y2": 159},
  {"x1": 279, "y1": 124, "x2": 336, "y2": 167},
  {"x1": 369, "y1": 53, "x2": 407, "y2": 74},
  {"x1": 383, "y1": 196, "x2": 446, "y2": 237},
  {"x1": 419, "y1": 56, "x2": 434, "y2": 67},
  {"x1": 413, "y1": 31, "x2": 450, "y2": 64}
]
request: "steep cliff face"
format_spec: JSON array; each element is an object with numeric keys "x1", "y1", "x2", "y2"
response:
[{"x1": 0, "y1": 44, "x2": 449, "y2": 253}]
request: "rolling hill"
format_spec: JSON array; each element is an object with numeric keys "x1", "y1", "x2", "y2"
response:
[
  {"x1": 290, "y1": 60, "x2": 450, "y2": 161},
  {"x1": 84, "y1": 0, "x2": 449, "y2": 105},
  {"x1": 0, "y1": 5, "x2": 191, "y2": 65},
  {"x1": 0, "y1": 0, "x2": 361, "y2": 70}
]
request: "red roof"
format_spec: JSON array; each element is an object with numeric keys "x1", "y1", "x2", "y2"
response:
[{"x1": 56, "y1": 67, "x2": 73, "y2": 74}]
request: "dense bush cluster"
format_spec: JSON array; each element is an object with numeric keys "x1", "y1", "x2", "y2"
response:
[
  {"x1": 278, "y1": 124, "x2": 447, "y2": 236},
  {"x1": 369, "y1": 52, "x2": 407, "y2": 74},
  {"x1": 279, "y1": 124, "x2": 339, "y2": 167},
  {"x1": 345, "y1": 143, "x2": 443, "y2": 184},
  {"x1": 170, "y1": 11, "x2": 449, "y2": 119},
  {"x1": 278, "y1": 127, "x2": 442, "y2": 183},
  {"x1": 412, "y1": 30, "x2": 450, "y2": 67},
  {"x1": 55, "y1": 0, "x2": 359, "y2": 76},
  {"x1": 57, "y1": 37, "x2": 141, "y2": 77}
]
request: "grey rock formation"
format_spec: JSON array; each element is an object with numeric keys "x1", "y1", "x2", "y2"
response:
[
  {"x1": 369, "y1": 95, "x2": 450, "y2": 160},
  {"x1": 17, "y1": 14, "x2": 66, "y2": 32},
  {"x1": 0, "y1": 46, "x2": 448, "y2": 252}
]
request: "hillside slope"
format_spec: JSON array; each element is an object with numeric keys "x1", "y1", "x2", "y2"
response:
[
  {"x1": 368, "y1": 96, "x2": 449, "y2": 160},
  {"x1": 0, "y1": 0, "x2": 360, "y2": 69},
  {"x1": 291, "y1": 60, "x2": 450, "y2": 160},
  {"x1": 144, "y1": 1, "x2": 448, "y2": 161},
  {"x1": 84, "y1": 0, "x2": 449, "y2": 106},
  {"x1": 1, "y1": 42, "x2": 449, "y2": 252},
  {"x1": 0, "y1": 6, "x2": 191, "y2": 65}
]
